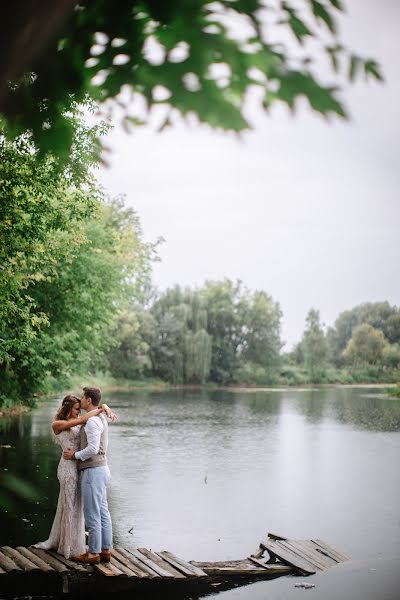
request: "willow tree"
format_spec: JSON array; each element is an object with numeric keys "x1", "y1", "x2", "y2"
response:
[
  {"x1": 300, "y1": 308, "x2": 327, "y2": 381},
  {"x1": 0, "y1": 1, "x2": 382, "y2": 162},
  {"x1": 149, "y1": 286, "x2": 212, "y2": 384}
]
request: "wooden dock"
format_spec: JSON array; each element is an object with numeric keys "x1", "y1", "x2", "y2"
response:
[{"x1": 0, "y1": 533, "x2": 350, "y2": 597}]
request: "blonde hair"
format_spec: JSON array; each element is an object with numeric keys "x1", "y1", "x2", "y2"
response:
[{"x1": 54, "y1": 395, "x2": 80, "y2": 421}]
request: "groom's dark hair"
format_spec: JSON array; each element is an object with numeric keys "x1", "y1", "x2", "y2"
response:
[{"x1": 83, "y1": 386, "x2": 101, "y2": 406}]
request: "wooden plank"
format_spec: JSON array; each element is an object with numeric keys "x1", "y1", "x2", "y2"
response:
[
  {"x1": 109, "y1": 556, "x2": 139, "y2": 578},
  {"x1": 312, "y1": 539, "x2": 350, "y2": 563},
  {"x1": 116, "y1": 548, "x2": 158, "y2": 578},
  {"x1": 128, "y1": 548, "x2": 173, "y2": 578},
  {"x1": 1, "y1": 547, "x2": 40, "y2": 571},
  {"x1": 191, "y1": 559, "x2": 292, "y2": 576},
  {"x1": 95, "y1": 562, "x2": 117, "y2": 577},
  {"x1": 97, "y1": 559, "x2": 126, "y2": 577},
  {"x1": 279, "y1": 541, "x2": 327, "y2": 571},
  {"x1": 112, "y1": 549, "x2": 147, "y2": 578},
  {"x1": 17, "y1": 547, "x2": 54, "y2": 571},
  {"x1": 136, "y1": 548, "x2": 185, "y2": 579},
  {"x1": 302, "y1": 541, "x2": 339, "y2": 568},
  {"x1": 248, "y1": 556, "x2": 275, "y2": 570},
  {"x1": 28, "y1": 547, "x2": 68, "y2": 572},
  {"x1": 46, "y1": 550, "x2": 92, "y2": 573},
  {"x1": 253, "y1": 533, "x2": 288, "y2": 560},
  {"x1": 0, "y1": 550, "x2": 23, "y2": 573},
  {"x1": 158, "y1": 550, "x2": 207, "y2": 578},
  {"x1": 267, "y1": 532, "x2": 288, "y2": 541},
  {"x1": 280, "y1": 541, "x2": 330, "y2": 571},
  {"x1": 261, "y1": 540, "x2": 316, "y2": 575}
]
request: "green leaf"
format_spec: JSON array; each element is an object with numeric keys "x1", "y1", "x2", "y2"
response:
[
  {"x1": 282, "y1": 3, "x2": 313, "y2": 44},
  {"x1": 327, "y1": 0, "x2": 343, "y2": 10},
  {"x1": 326, "y1": 46, "x2": 339, "y2": 72},
  {"x1": 277, "y1": 70, "x2": 346, "y2": 117},
  {"x1": 364, "y1": 59, "x2": 384, "y2": 82},
  {"x1": 310, "y1": 0, "x2": 336, "y2": 33},
  {"x1": 349, "y1": 54, "x2": 361, "y2": 82}
]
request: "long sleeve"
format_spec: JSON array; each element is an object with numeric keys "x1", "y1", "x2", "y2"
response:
[{"x1": 75, "y1": 417, "x2": 103, "y2": 462}]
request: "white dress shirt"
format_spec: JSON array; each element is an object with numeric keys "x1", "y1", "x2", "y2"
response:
[{"x1": 75, "y1": 412, "x2": 104, "y2": 462}]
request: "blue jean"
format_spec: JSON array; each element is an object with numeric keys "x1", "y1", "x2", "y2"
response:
[{"x1": 81, "y1": 465, "x2": 113, "y2": 554}]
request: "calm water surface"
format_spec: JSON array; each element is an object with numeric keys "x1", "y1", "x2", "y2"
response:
[{"x1": 1, "y1": 387, "x2": 399, "y2": 599}]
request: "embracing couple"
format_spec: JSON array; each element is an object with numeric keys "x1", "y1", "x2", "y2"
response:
[{"x1": 35, "y1": 387, "x2": 117, "y2": 565}]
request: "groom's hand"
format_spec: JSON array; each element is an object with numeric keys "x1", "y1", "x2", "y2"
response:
[{"x1": 63, "y1": 448, "x2": 75, "y2": 460}]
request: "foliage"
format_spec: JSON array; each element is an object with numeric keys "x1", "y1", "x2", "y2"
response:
[
  {"x1": 201, "y1": 279, "x2": 245, "y2": 383},
  {"x1": 105, "y1": 307, "x2": 154, "y2": 380},
  {"x1": 106, "y1": 279, "x2": 282, "y2": 385},
  {"x1": 148, "y1": 286, "x2": 212, "y2": 384},
  {"x1": 298, "y1": 308, "x2": 327, "y2": 381},
  {"x1": 0, "y1": 132, "x2": 154, "y2": 405},
  {"x1": 1, "y1": 0, "x2": 383, "y2": 161},
  {"x1": 327, "y1": 302, "x2": 400, "y2": 364},
  {"x1": 343, "y1": 324, "x2": 387, "y2": 366}
]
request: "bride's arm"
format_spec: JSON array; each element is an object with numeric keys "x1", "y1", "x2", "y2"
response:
[
  {"x1": 52, "y1": 409, "x2": 102, "y2": 434},
  {"x1": 100, "y1": 403, "x2": 118, "y2": 422}
]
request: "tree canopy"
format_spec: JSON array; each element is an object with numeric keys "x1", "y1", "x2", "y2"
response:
[{"x1": 0, "y1": 0, "x2": 382, "y2": 161}]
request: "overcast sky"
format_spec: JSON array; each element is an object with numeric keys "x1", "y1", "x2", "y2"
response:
[{"x1": 98, "y1": 0, "x2": 400, "y2": 350}]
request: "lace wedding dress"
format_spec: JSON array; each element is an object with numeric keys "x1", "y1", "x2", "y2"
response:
[{"x1": 34, "y1": 426, "x2": 86, "y2": 558}]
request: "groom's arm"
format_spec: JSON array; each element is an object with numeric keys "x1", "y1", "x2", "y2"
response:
[{"x1": 74, "y1": 418, "x2": 103, "y2": 461}]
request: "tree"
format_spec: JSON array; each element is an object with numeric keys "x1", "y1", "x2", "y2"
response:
[
  {"x1": 343, "y1": 323, "x2": 386, "y2": 366},
  {"x1": 300, "y1": 308, "x2": 327, "y2": 380},
  {"x1": 105, "y1": 307, "x2": 153, "y2": 380},
  {"x1": 0, "y1": 1, "x2": 382, "y2": 161},
  {"x1": 0, "y1": 129, "x2": 154, "y2": 403},
  {"x1": 241, "y1": 290, "x2": 282, "y2": 368},
  {"x1": 149, "y1": 286, "x2": 212, "y2": 384},
  {"x1": 201, "y1": 279, "x2": 244, "y2": 383},
  {"x1": 327, "y1": 302, "x2": 400, "y2": 364}
]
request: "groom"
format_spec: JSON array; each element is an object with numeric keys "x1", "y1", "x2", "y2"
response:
[{"x1": 63, "y1": 386, "x2": 113, "y2": 565}]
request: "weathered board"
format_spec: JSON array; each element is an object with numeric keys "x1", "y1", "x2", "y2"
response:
[
  {"x1": 0, "y1": 534, "x2": 350, "y2": 597},
  {"x1": 259, "y1": 535, "x2": 350, "y2": 575}
]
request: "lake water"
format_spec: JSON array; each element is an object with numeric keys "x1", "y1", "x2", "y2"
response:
[{"x1": 1, "y1": 387, "x2": 399, "y2": 599}]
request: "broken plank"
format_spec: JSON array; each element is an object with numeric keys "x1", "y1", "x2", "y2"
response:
[
  {"x1": 267, "y1": 532, "x2": 288, "y2": 541},
  {"x1": 280, "y1": 541, "x2": 330, "y2": 571},
  {"x1": 137, "y1": 548, "x2": 185, "y2": 579},
  {"x1": 248, "y1": 556, "x2": 276, "y2": 571},
  {"x1": 261, "y1": 540, "x2": 316, "y2": 575},
  {"x1": 312, "y1": 539, "x2": 350, "y2": 563}
]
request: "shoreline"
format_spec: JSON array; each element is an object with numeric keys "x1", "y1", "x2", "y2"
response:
[{"x1": 0, "y1": 382, "x2": 397, "y2": 420}]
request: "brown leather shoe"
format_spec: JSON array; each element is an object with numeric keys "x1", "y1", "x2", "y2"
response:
[
  {"x1": 71, "y1": 552, "x2": 100, "y2": 564},
  {"x1": 100, "y1": 549, "x2": 112, "y2": 563}
]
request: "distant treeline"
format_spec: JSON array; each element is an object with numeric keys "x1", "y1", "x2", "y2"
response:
[
  {"x1": 105, "y1": 290, "x2": 400, "y2": 387},
  {"x1": 1, "y1": 126, "x2": 400, "y2": 408}
]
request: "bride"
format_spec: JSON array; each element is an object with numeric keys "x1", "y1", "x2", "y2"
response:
[{"x1": 34, "y1": 394, "x2": 116, "y2": 559}]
